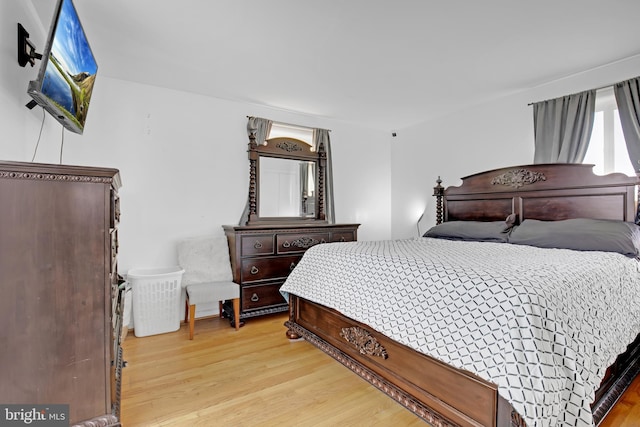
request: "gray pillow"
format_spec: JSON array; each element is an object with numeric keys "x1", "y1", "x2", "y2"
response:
[
  {"x1": 508, "y1": 218, "x2": 640, "y2": 257},
  {"x1": 424, "y1": 217, "x2": 515, "y2": 243}
]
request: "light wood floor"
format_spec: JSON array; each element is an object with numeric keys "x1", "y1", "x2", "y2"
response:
[{"x1": 121, "y1": 313, "x2": 640, "y2": 426}]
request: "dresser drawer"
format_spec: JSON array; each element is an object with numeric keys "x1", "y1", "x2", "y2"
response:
[
  {"x1": 277, "y1": 233, "x2": 329, "y2": 253},
  {"x1": 331, "y1": 230, "x2": 356, "y2": 242},
  {"x1": 241, "y1": 255, "x2": 301, "y2": 283},
  {"x1": 242, "y1": 283, "x2": 287, "y2": 311},
  {"x1": 241, "y1": 234, "x2": 275, "y2": 256}
]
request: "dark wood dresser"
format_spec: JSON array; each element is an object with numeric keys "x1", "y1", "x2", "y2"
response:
[
  {"x1": 0, "y1": 161, "x2": 123, "y2": 426},
  {"x1": 223, "y1": 223, "x2": 359, "y2": 319}
]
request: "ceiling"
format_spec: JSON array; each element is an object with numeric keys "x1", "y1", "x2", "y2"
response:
[{"x1": 30, "y1": 0, "x2": 640, "y2": 131}]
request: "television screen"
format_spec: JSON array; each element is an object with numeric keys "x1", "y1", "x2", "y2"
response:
[{"x1": 27, "y1": 0, "x2": 97, "y2": 135}]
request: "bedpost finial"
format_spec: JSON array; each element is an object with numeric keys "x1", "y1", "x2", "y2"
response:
[
  {"x1": 433, "y1": 176, "x2": 444, "y2": 225},
  {"x1": 433, "y1": 176, "x2": 444, "y2": 196}
]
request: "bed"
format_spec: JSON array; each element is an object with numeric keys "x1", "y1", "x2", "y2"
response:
[{"x1": 281, "y1": 163, "x2": 640, "y2": 427}]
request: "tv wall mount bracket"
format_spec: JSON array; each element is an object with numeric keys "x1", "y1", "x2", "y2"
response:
[
  {"x1": 18, "y1": 23, "x2": 43, "y2": 68},
  {"x1": 18, "y1": 24, "x2": 42, "y2": 109}
]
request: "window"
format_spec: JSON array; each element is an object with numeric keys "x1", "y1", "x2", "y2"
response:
[
  {"x1": 268, "y1": 122, "x2": 314, "y2": 146},
  {"x1": 583, "y1": 87, "x2": 634, "y2": 176}
]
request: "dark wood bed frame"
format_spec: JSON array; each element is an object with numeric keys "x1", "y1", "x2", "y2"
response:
[{"x1": 285, "y1": 163, "x2": 640, "y2": 427}]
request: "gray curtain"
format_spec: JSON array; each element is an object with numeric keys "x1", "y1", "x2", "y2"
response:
[
  {"x1": 239, "y1": 117, "x2": 273, "y2": 225},
  {"x1": 533, "y1": 90, "x2": 595, "y2": 163},
  {"x1": 247, "y1": 116, "x2": 272, "y2": 146},
  {"x1": 313, "y1": 128, "x2": 335, "y2": 223},
  {"x1": 614, "y1": 77, "x2": 640, "y2": 174}
]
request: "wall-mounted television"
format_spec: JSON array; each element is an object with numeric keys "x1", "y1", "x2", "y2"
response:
[{"x1": 27, "y1": 0, "x2": 97, "y2": 135}]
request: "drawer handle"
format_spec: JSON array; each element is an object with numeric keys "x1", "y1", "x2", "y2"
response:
[
  {"x1": 282, "y1": 241, "x2": 291, "y2": 248},
  {"x1": 250, "y1": 266, "x2": 259, "y2": 275},
  {"x1": 251, "y1": 293, "x2": 259, "y2": 302},
  {"x1": 290, "y1": 262, "x2": 296, "y2": 271},
  {"x1": 254, "y1": 241, "x2": 263, "y2": 249}
]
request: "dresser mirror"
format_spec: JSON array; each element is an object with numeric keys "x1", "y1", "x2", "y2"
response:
[
  {"x1": 245, "y1": 134, "x2": 327, "y2": 225},
  {"x1": 259, "y1": 157, "x2": 317, "y2": 218}
]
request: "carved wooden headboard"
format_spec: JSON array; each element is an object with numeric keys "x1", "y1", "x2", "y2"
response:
[{"x1": 434, "y1": 163, "x2": 639, "y2": 224}]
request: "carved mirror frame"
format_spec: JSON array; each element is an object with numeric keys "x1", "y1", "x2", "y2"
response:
[{"x1": 245, "y1": 132, "x2": 327, "y2": 225}]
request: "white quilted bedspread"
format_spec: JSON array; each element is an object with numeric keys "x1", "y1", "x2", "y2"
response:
[{"x1": 280, "y1": 238, "x2": 640, "y2": 427}]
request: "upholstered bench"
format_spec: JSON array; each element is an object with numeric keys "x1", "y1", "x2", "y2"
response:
[
  {"x1": 185, "y1": 281, "x2": 239, "y2": 338},
  {"x1": 178, "y1": 235, "x2": 241, "y2": 340}
]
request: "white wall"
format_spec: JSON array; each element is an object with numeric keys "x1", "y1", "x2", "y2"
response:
[
  {"x1": 391, "y1": 56, "x2": 640, "y2": 239},
  {"x1": 81, "y1": 78, "x2": 392, "y2": 273}
]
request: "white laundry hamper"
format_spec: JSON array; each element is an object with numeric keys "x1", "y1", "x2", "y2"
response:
[{"x1": 128, "y1": 267, "x2": 185, "y2": 337}]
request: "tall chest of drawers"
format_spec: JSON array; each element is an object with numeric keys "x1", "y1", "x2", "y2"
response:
[
  {"x1": 223, "y1": 223, "x2": 359, "y2": 319},
  {"x1": 0, "y1": 161, "x2": 123, "y2": 426}
]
